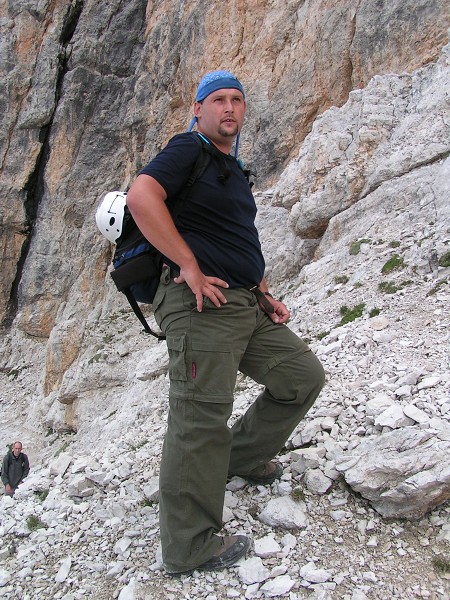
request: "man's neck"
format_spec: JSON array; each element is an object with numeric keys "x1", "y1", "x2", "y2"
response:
[{"x1": 197, "y1": 129, "x2": 234, "y2": 155}]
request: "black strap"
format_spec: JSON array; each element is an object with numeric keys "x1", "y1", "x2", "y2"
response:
[
  {"x1": 247, "y1": 285, "x2": 275, "y2": 314},
  {"x1": 123, "y1": 288, "x2": 165, "y2": 340}
]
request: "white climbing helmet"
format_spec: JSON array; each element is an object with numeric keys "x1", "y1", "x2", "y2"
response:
[{"x1": 95, "y1": 191, "x2": 127, "y2": 243}]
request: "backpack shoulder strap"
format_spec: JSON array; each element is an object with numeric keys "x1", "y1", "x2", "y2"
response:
[
  {"x1": 123, "y1": 287, "x2": 165, "y2": 340},
  {"x1": 176, "y1": 133, "x2": 213, "y2": 202},
  {"x1": 168, "y1": 133, "x2": 215, "y2": 222}
]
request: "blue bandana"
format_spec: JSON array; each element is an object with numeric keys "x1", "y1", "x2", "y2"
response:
[{"x1": 195, "y1": 70, "x2": 245, "y2": 102}]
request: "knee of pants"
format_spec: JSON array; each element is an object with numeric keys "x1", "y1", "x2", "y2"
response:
[{"x1": 266, "y1": 350, "x2": 325, "y2": 403}]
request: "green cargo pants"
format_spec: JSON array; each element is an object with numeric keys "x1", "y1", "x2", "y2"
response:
[{"x1": 152, "y1": 272, "x2": 325, "y2": 573}]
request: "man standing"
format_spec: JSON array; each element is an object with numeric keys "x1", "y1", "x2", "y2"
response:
[
  {"x1": 1, "y1": 441, "x2": 30, "y2": 496},
  {"x1": 126, "y1": 70, "x2": 325, "y2": 574}
]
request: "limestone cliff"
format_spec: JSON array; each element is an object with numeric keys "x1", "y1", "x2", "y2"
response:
[{"x1": 0, "y1": 0, "x2": 449, "y2": 398}]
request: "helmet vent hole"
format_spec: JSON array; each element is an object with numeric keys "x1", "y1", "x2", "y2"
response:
[{"x1": 109, "y1": 217, "x2": 116, "y2": 226}]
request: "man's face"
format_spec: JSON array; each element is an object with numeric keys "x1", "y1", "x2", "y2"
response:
[
  {"x1": 194, "y1": 88, "x2": 246, "y2": 147},
  {"x1": 13, "y1": 444, "x2": 22, "y2": 457}
]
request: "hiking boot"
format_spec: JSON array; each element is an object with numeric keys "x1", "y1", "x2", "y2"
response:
[
  {"x1": 231, "y1": 461, "x2": 283, "y2": 486},
  {"x1": 197, "y1": 535, "x2": 251, "y2": 571},
  {"x1": 165, "y1": 535, "x2": 251, "y2": 576}
]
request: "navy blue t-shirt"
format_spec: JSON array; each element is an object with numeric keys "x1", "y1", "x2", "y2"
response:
[{"x1": 140, "y1": 133, "x2": 265, "y2": 288}]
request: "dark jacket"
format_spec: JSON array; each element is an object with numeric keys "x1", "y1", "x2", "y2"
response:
[{"x1": 1, "y1": 451, "x2": 30, "y2": 488}]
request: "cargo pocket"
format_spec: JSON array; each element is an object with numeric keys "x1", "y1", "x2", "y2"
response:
[
  {"x1": 190, "y1": 341, "x2": 236, "y2": 403},
  {"x1": 166, "y1": 334, "x2": 188, "y2": 382}
]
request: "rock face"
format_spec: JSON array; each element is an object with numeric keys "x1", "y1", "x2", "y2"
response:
[
  {"x1": 0, "y1": 0, "x2": 448, "y2": 343},
  {"x1": 274, "y1": 43, "x2": 449, "y2": 240}
]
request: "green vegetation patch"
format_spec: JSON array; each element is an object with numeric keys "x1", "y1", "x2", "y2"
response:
[
  {"x1": 7, "y1": 366, "x2": 27, "y2": 380},
  {"x1": 130, "y1": 439, "x2": 148, "y2": 451},
  {"x1": 141, "y1": 498, "x2": 154, "y2": 508},
  {"x1": 427, "y1": 279, "x2": 448, "y2": 296},
  {"x1": 54, "y1": 441, "x2": 70, "y2": 457},
  {"x1": 27, "y1": 515, "x2": 47, "y2": 531},
  {"x1": 334, "y1": 275, "x2": 349, "y2": 285},
  {"x1": 369, "y1": 308, "x2": 381, "y2": 317},
  {"x1": 291, "y1": 487, "x2": 305, "y2": 502},
  {"x1": 339, "y1": 303, "x2": 365, "y2": 325},
  {"x1": 379, "y1": 280, "x2": 413, "y2": 294},
  {"x1": 317, "y1": 331, "x2": 330, "y2": 341},
  {"x1": 381, "y1": 254, "x2": 405, "y2": 274},
  {"x1": 432, "y1": 555, "x2": 450, "y2": 574},
  {"x1": 35, "y1": 489, "x2": 49, "y2": 502},
  {"x1": 88, "y1": 352, "x2": 108, "y2": 365},
  {"x1": 438, "y1": 251, "x2": 450, "y2": 268},
  {"x1": 349, "y1": 239, "x2": 371, "y2": 256}
]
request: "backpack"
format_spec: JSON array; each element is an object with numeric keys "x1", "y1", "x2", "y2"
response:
[
  {"x1": 96, "y1": 132, "x2": 246, "y2": 340},
  {"x1": 0, "y1": 452, "x2": 12, "y2": 477}
]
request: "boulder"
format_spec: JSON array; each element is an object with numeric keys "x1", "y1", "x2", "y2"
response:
[{"x1": 335, "y1": 425, "x2": 450, "y2": 518}]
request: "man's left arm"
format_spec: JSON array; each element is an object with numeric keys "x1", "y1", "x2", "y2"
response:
[
  {"x1": 22, "y1": 454, "x2": 30, "y2": 479},
  {"x1": 259, "y1": 277, "x2": 290, "y2": 324}
]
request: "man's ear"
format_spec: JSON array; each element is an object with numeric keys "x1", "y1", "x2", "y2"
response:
[{"x1": 194, "y1": 101, "x2": 202, "y2": 118}]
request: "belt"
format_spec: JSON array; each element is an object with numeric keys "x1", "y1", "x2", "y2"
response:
[{"x1": 164, "y1": 267, "x2": 274, "y2": 315}]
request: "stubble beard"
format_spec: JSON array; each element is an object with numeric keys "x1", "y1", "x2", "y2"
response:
[{"x1": 218, "y1": 123, "x2": 239, "y2": 138}]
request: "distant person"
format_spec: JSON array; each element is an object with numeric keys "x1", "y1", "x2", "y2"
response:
[{"x1": 1, "y1": 441, "x2": 30, "y2": 496}]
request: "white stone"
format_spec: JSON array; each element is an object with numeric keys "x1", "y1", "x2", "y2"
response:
[
  {"x1": 67, "y1": 474, "x2": 95, "y2": 498},
  {"x1": 373, "y1": 330, "x2": 396, "y2": 343},
  {"x1": 365, "y1": 394, "x2": 395, "y2": 416},
  {"x1": 49, "y1": 453, "x2": 72, "y2": 477},
  {"x1": 436, "y1": 524, "x2": 450, "y2": 543},
  {"x1": 394, "y1": 385, "x2": 413, "y2": 397},
  {"x1": 374, "y1": 405, "x2": 414, "y2": 428},
  {"x1": 118, "y1": 577, "x2": 137, "y2": 600},
  {"x1": 143, "y1": 477, "x2": 160, "y2": 502},
  {"x1": 237, "y1": 556, "x2": 270, "y2": 584},
  {"x1": 335, "y1": 427, "x2": 450, "y2": 518},
  {"x1": 369, "y1": 317, "x2": 389, "y2": 331},
  {"x1": 351, "y1": 590, "x2": 369, "y2": 600},
  {"x1": 222, "y1": 505, "x2": 234, "y2": 523},
  {"x1": 280, "y1": 533, "x2": 297, "y2": 551},
  {"x1": 299, "y1": 561, "x2": 332, "y2": 583},
  {"x1": 403, "y1": 404, "x2": 429, "y2": 424},
  {"x1": 224, "y1": 491, "x2": 239, "y2": 508},
  {"x1": 294, "y1": 418, "x2": 324, "y2": 444},
  {"x1": 290, "y1": 447, "x2": 326, "y2": 469},
  {"x1": 418, "y1": 375, "x2": 441, "y2": 389},
  {"x1": 226, "y1": 477, "x2": 247, "y2": 491},
  {"x1": 270, "y1": 564, "x2": 288, "y2": 577},
  {"x1": 0, "y1": 569, "x2": 11, "y2": 587},
  {"x1": 304, "y1": 469, "x2": 333, "y2": 494},
  {"x1": 114, "y1": 537, "x2": 132, "y2": 555},
  {"x1": 244, "y1": 583, "x2": 260, "y2": 599},
  {"x1": 55, "y1": 556, "x2": 72, "y2": 583},
  {"x1": 0, "y1": 496, "x2": 15, "y2": 510},
  {"x1": 258, "y1": 497, "x2": 308, "y2": 529},
  {"x1": 254, "y1": 535, "x2": 281, "y2": 558},
  {"x1": 323, "y1": 340, "x2": 342, "y2": 354},
  {"x1": 259, "y1": 574, "x2": 295, "y2": 596},
  {"x1": 86, "y1": 469, "x2": 109, "y2": 484}
]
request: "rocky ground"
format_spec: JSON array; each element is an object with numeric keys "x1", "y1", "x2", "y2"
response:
[{"x1": 0, "y1": 184, "x2": 449, "y2": 600}]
